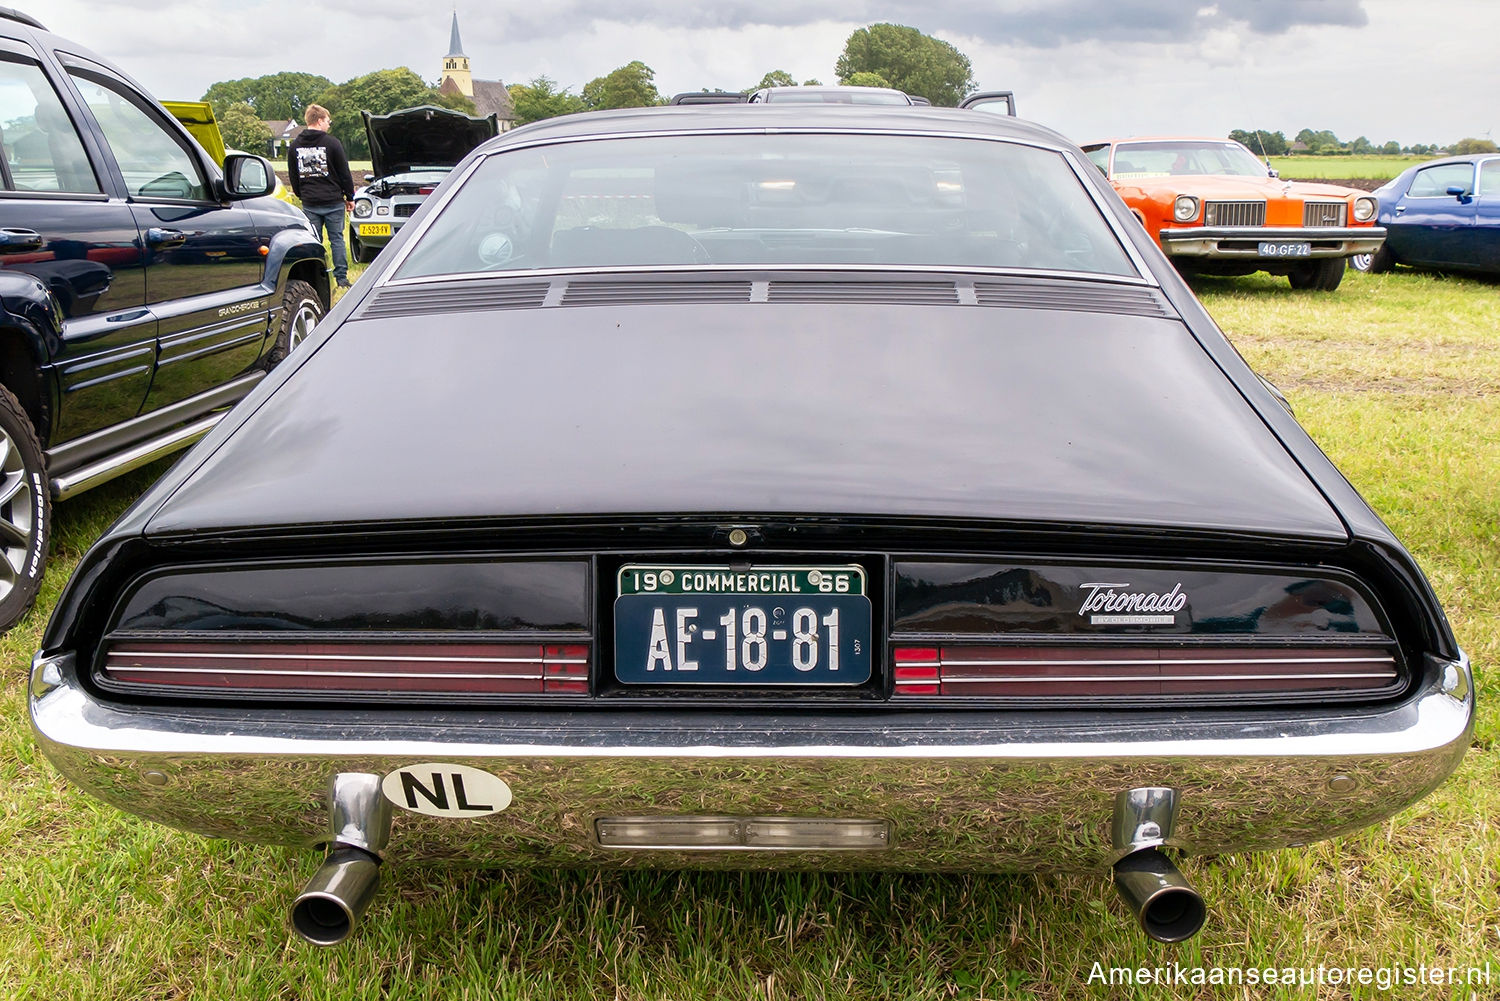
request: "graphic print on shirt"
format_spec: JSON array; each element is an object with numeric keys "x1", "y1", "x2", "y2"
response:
[{"x1": 297, "y1": 146, "x2": 330, "y2": 180}]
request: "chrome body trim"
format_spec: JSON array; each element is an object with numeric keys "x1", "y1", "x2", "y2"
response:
[
  {"x1": 30, "y1": 651, "x2": 1472, "y2": 871},
  {"x1": 50, "y1": 413, "x2": 220, "y2": 501},
  {"x1": 1158, "y1": 226, "x2": 1387, "y2": 259},
  {"x1": 45, "y1": 372, "x2": 262, "y2": 474}
]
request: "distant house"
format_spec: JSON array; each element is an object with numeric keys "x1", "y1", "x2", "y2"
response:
[
  {"x1": 264, "y1": 120, "x2": 307, "y2": 157},
  {"x1": 437, "y1": 12, "x2": 516, "y2": 130},
  {"x1": 1287, "y1": 141, "x2": 1310, "y2": 154}
]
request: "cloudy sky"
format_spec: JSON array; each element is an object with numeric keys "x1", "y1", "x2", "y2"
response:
[{"x1": 37, "y1": 0, "x2": 1498, "y2": 147}]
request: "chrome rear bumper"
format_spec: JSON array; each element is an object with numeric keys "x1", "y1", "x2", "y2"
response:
[{"x1": 30, "y1": 651, "x2": 1472, "y2": 872}]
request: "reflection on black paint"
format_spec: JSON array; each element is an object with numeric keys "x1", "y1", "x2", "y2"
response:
[
  {"x1": 113, "y1": 560, "x2": 589, "y2": 632},
  {"x1": 894, "y1": 562, "x2": 1382, "y2": 635}
]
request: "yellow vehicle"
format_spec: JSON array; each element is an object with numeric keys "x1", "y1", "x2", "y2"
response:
[{"x1": 164, "y1": 100, "x2": 294, "y2": 203}]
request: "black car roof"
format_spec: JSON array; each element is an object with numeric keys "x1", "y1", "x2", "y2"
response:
[{"x1": 479, "y1": 104, "x2": 1077, "y2": 154}]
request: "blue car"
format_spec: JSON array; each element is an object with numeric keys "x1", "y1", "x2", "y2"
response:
[{"x1": 1352, "y1": 154, "x2": 1500, "y2": 274}]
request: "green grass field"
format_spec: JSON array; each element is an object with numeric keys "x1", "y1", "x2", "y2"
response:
[
  {"x1": 1267, "y1": 155, "x2": 1418, "y2": 180},
  {"x1": 2, "y1": 268, "x2": 1496, "y2": 999}
]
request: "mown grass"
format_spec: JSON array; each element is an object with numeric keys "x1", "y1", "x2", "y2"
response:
[
  {"x1": 1267, "y1": 155, "x2": 1418, "y2": 180},
  {"x1": 1, "y1": 269, "x2": 1496, "y2": 999}
]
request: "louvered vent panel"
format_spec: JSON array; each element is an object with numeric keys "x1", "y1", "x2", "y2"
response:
[
  {"x1": 359, "y1": 282, "x2": 550, "y2": 319},
  {"x1": 561, "y1": 282, "x2": 753, "y2": 306},
  {"x1": 973, "y1": 281, "x2": 1174, "y2": 318},
  {"x1": 767, "y1": 281, "x2": 960, "y2": 305},
  {"x1": 1203, "y1": 200, "x2": 1266, "y2": 226},
  {"x1": 1304, "y1": 202, "x2": 1346, "y2": 227}
]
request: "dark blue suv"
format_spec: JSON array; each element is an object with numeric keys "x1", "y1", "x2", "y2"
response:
[{"x1": 0, "y1": 8, "x2": 329, "y2": 629}]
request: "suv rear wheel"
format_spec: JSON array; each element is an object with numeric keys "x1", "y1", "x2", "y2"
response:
[
  {"x1": 266, "y1": 279, "x2": 325, "y2": 367},
  {"x1": 0, "y1": 385, "x2": 49, "y2": 631}
]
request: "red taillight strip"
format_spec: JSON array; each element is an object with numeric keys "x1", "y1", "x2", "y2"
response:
[
  {"x1": 892, "y1": 645, "x2": 1399, "y2": 697},
  {"x1": 103, "y1": 640, "x2": 590, "y2": 695}
]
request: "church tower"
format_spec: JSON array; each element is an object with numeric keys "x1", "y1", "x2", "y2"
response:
[{"x1": 440, "y1": 11, "x2": 473, "y2": 97}]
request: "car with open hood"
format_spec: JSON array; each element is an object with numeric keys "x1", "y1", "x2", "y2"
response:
[
  {"x1": 1082, "y1": 137, "x2": 1385, "y2": 291},
  {"x1": 348, "y1": 104, "x2": 499, "y2": 262},
  {"x1": 31, "y1": 103, "x2": 1471, "y2": 948}
]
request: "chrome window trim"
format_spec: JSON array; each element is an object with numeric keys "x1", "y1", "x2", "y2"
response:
[{"x1": 380, "y1": 127, "x2": 1158, "y2": 287}]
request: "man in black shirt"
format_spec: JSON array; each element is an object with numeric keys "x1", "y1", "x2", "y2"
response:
[{"x1": 288, "y1": 104, "x2": 355, "y2": 288}]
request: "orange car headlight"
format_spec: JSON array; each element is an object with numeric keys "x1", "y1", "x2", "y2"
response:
[{"x1": 1172, "y1": 194, "x2": 1200, "y2": 223}]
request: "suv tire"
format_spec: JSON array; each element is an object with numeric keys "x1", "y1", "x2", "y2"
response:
[
  {"x1": 266, "y1": 279, "x2": 325, "y2": 367},
  {"x1": 0, "y1": 385, "x2": 49, "y2": 632}
]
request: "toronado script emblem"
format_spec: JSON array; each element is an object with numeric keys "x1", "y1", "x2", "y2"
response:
[{"x1": 1078, "y1": 582, "x2": 1188, "y2": 625}]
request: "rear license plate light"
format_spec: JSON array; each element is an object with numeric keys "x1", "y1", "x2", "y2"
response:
[{"x1": 596, "y1": 816, "x2": 891, "y2": 850}]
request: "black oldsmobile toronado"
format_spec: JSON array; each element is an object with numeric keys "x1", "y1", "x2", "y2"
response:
[{"x1": 30, "y1": 104, "x2": 1472, "y2": 946}]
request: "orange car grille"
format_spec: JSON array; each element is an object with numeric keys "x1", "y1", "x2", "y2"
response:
[
  {"x1": 1304, "y1": 202, "x2": 1347, "y2": 227},
  {"x1": 1203, "y1": 201, "x2": 1265, "y2": 226}
]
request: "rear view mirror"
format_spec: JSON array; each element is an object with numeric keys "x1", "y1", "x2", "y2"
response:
[{"x1": 223, "y1": 153, "x2": 275, "y2": 199}]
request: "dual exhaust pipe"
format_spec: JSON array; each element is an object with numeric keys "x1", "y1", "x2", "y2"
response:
[
  {"x1": 290, "y1": 774, "x2": 391, "y2": 946},
  {"x1": 286, "y1": 779, "x2": 1205, "y2": 946}
]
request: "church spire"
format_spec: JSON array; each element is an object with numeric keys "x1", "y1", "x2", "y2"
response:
[{"x1": 447, "y1": 11, "x2": 466, "y2": 58}]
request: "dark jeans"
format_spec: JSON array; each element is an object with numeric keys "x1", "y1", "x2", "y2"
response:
[{"x1": 302, "y1": 203, "x2": 348, "y2": 283}]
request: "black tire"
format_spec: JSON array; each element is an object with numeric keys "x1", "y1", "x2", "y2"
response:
[
  {"x1": 1349, "y1": 244, "x2": 1394, "y2": 274},
  {"x1": 266, "y1": 279, "x2": 326, "y2": 368},
  {"x1": 1288, "y1": 257, "x2": 1345, "y2": 291},
  {"x1": 349, "y1": 227, "x2": 376, "y2": 264},
  {"x1": 0, "y1": 385, "x2": 49, "y2": 633}
]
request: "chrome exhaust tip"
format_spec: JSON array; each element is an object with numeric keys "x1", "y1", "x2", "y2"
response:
[
  {"x1": 289, "y1": 773, "x2": 392, "y2": 946},
  {"x1": 1112, "y1": 847, "x2": 1206, "y2": 943},
  {"x1": 290, "y1": 846, "x2": 382, "y2": 946}
]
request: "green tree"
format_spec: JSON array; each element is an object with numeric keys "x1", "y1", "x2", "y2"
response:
[
  {"x1": 203, "y1": 72, "x2": 334, "y2": 122},
  {"x1": 508, "y1": 76, "x2": 586, "y2": 126},
  {"x1": 217, "y1": 101, "x2": 273, "y2": 155},
  {"x1": 1229, "y1": 129, "x2": 1288, "y2": 156},
  {"x1": 581, "y1": 61, "x2": 664, "y2": 110},
  {"x1": 315, "y1": 68, "x2": 470, "y2": 158},
  {"x1": 752, "y1": 70, "x2": 797, "y2": 90},
  {"x1": 1295, "y1": 128, "x2": 1341, "y2": 153},
  {"x1": 1380, "y1": 140, "x2": 1401, "y2": 155},
  {"x1": 1452, "y1": 137, "x2": 1499, "y2": 154},
  {"x1": 844, "y1": 71, "x2": 892, "y2": 89},
  {"x1": 1349, "y1": 135, "x2": 1374, "y2": 155},
  {"x1": 834, "y1": 23, "x2": 974, "y2": 106}
]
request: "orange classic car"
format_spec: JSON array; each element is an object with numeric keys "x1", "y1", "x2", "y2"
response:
[{"x1": 1081, "y1": 137, "x2": 1384, "y2": 291}]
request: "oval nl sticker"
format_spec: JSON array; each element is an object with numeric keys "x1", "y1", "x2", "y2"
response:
[{"x1": 381, "y1": 763, "x2": 512, "y2": 818}]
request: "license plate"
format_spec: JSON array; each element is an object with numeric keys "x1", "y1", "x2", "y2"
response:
[
  {"x1": 1258, "y1": 241, "x2": 1311, "y2": 257},
  {"x1": 357, "y1": 223, "x2": 392, "y2": 236},
  {"x1": 615, "y1": 565, "x2": 872, "y2": 685}
]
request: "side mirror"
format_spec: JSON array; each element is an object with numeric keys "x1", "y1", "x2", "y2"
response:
[
  {"x1": 222, "y1": 153, "x2": 276, "y2": 199},
  {"x1": 1446, "y1": 184, "x2": 1472, "y2": 202},
  {"x1": 1267, "y1": 167, "x2": 1280, "y2": 179},
  {"x1": 364, "y1": 173, "x2": 375, "y2": 183}
]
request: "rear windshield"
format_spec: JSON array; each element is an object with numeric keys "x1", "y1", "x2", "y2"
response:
[{"x1": 393, "y1": 133, "x2": 1137, "y2": 279}]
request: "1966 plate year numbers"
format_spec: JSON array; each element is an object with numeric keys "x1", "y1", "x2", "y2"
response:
[{"x1": 614, "y1": 565, "x2": 872, "y2": 686}]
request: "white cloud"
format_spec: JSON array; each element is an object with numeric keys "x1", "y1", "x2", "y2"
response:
[{"x1": 33, "y1": 0, "x2": 1500, "y2": 146}]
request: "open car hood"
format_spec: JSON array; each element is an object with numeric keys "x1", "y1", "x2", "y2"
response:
[
  {"x1": 363, "y1": 105, "x2": 499, "y2": 178},
  {"x1": 163, "y1": 100, "x2": 225, "y2": 165}
]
